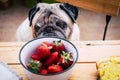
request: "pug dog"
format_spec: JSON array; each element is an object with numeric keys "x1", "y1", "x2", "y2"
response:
[{"x1": 16, "y1": 3, "x2": 80, "y2": 41}]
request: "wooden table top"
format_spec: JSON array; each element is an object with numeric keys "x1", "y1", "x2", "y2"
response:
[
  {"x1": 0, "y1": 41, "x2": 120, "y2": 80},
  {"x1": 56, "y1": 0, "x2": 120, "y2": 16}
]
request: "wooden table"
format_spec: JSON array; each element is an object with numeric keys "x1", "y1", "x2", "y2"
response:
[
  {"x1": 56, "y1": 0, "x2": 120, "y2": 16},
  {"x1": 0, "y1": 41, "x2": 120, "y2": 80}
]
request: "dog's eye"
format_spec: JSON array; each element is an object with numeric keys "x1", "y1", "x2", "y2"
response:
[
  {"x1": 56, "y1": 21, "x2": 67, "y2": 29},
  {"x1": 34, "y1": 25, "x2": 40, "y2": 32}
]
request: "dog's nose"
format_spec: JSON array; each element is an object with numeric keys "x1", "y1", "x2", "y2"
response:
[{"x1": 45, "y1": 27, "x2": 54, "y2": 33}]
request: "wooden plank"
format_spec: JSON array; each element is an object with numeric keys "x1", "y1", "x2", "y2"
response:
[
  {"x1": 69, "y1": 63, "x2": 98, "y2": 80},
  {"x1": 0, "y1": 44, "x2": 120, "y2": 63},
  {"x1": 0, "y1": 47, "x2": 21, "y2": 64},
  {"x1": 0, "y1": 42, "x2": 26, "y2": 47},
  {"x1": 0, "y1": 41, "x2": 120, "y2": 47},
  {"x1": 72, "y1": 40, "x2": 120, "y2": 46},
  {"x1": 77, "y1": 45, "x2": 120, "y2": 62},
  {"x1": 56, "y1": 0, "x2": 120, "y2": 16},
  {"x1": 9, "y1": 63, "x2": 98, "y2": 80}
]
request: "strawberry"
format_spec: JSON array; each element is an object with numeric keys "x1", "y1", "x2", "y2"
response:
[
  {"x1": 27, "y1": 59, "x2": 42, "y2": 73},
  {"x1": 51, "y1": 40, "x2": 65, "y2": 54},
  {"x1": 31, "y1": 53, "x2": 40, "y2": 60},
  {"x1": 40, "y1": 69, "x2": 48, "y2": 74},
  {"x1": 48, "y1": 65, "x2": 63, "y2": 73},
  {"x1": 26, "y1": 63, "x2": 30, "y2": 68},
  {"x1": 58, "y1": 51, "x2": 74, "y2": 69},
  {"x1": 41, "y1": 41, "x2": 51, "y2": 47},
  {"x1": 44, "y1": 52, "x2": 59, "y2": 67},
  {"x1": 37, "y1": 45, "x2": 51, "y2": 60}
]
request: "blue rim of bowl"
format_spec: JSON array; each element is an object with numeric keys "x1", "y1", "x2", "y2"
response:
[{"x1": 19, "y1": 36, "x2": 78, "y2": 76}]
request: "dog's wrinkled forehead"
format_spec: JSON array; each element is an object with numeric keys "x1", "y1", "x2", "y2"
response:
[{"x1": 28, "y1": 3, "x2": 78, "y2": 26}]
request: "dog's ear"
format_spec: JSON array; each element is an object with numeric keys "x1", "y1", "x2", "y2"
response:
[
  {"x1": 28, "y1": 6, "x2": 40, "y2": 26},
  {"x1": 60, "y1": 3, "x2": 78, "y2": 23}
]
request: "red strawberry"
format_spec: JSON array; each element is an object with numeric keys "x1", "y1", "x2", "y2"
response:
[
  {"x1": 27, "y1": 59, "x2": 42, "y2": 73},
  {"x1": 37, "y1": 45, "x2": 51, "y2": 60},
  {"x1": 31, "y1": 53, "x2": 40, "y2": 60},
  {"x1": 40, "y1": 69, "x2": 48, "y2": 74},
  {"x1": 58, "y1": 51, "x2": 73, "y2": 69},
  {"x1": 41, "y1": 41, "x2": 51, "y2": 47},
  {"x1": 48, "y1": 65, "x2": 63, "y2": 73},
  {"x1": 51, "y1": 40, "x2": 65, "y2": 54},
  {"x1": 26, "y1": 63, "x2": 30, "y2": 68},
  {"x1": 44, "y1": 52, "x2": 59, "y2": 67}
]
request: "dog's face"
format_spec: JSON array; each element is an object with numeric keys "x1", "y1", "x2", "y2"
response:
[{"x1": 29, "y1": 3, "x2": 78, "y2": 39}]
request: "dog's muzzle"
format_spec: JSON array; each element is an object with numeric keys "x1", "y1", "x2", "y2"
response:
[{"x1": 33, "y1": 24, "x2": 67, "y2": 39}]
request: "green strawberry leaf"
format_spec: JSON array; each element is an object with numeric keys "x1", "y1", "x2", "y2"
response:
[
  {"x1": 53, "y1": 40, "x2": 62, "y2": 46},
  {"x1": 29, "y1": 66, "x2": 39, "y2": 73},
  {"x1": 27, "y1": 59, "x2": 40, "y2": 73},
  {"x1": 61, "y1": 51, "x2": 74, "y2": 63}
]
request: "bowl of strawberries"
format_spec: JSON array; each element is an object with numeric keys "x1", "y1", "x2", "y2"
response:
[{"x1": 19, "y1": 37, "x2": 78, "y2": 80}]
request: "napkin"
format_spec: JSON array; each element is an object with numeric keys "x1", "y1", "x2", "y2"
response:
[{"x1": 0, "y1": 61, "x2": 22, "y2": 80}]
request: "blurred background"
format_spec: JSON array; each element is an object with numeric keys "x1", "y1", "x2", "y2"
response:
[{"x1": 0, "y1": 0, "x2": 120, "y2": 41}]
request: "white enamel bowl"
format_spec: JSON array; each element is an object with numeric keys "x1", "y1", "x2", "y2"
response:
[{"x1": 19, "y1": 37, "x2": 78, "y2": 80}]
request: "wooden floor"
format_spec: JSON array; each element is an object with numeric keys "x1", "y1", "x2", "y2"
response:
[{"x1": 0, "y1": 1, "x2": 120, "y2": 41}]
